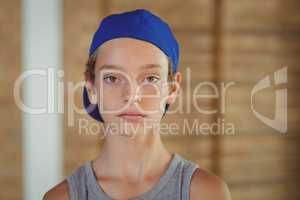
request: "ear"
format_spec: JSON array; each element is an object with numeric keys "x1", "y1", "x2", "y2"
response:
[
  {"x1": 84, "y1": 71, "x2": 98, "y2": 105},
  {"x1": 167, "y1": 72, "x2": 182, "y2": 105}
]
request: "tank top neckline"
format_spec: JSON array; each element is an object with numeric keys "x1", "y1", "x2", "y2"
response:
[{"x1": 84, "y1": 153, "x2": 182, "y2": 200}]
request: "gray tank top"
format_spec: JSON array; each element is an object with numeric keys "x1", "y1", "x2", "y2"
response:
[{"x1": 66, "y1": 153, "x2": 199, "y2": 200}]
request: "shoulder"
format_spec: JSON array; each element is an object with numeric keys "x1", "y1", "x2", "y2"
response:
[
  {"x1": 189, "y1": 168, "x2": 231, "y2": 200},
  {"x1": 43, "y1": 179, "x2": 69, "y2": 200}
]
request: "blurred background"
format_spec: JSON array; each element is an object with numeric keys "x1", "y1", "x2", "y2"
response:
[{"x1": 1, "y1": 0, "x2": 300, "y2": 199}]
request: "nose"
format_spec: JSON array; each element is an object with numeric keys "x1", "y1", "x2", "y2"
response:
[{"x1": 122, "y1": 79, "x2": 142, "y2": 104}]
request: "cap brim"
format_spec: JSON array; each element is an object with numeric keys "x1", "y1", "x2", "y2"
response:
[{"x1": 83, "y1": 86, "x2": 104, "y2": 122}]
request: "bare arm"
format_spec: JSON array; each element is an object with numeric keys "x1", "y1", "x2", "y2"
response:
[
  {"x1": 190, "y1": 169, "x2": 232, "y2": 200},
  {"x1": 43, "y1": 179, "x2": 69, "y2": 200}
]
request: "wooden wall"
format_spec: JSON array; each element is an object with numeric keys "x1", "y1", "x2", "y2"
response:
[
  {"x1": 0, "y1": 0, "x2": 299, "y2": 199},
  {"x1": 221, "y1": 1, "x2": 300, "y2": 199},
  {"x1": 63, "y1": 1, "x2": 300, "y2": 200},
  {"x1": 0, "y1": 0, "x2": 22, "y2": 199}
]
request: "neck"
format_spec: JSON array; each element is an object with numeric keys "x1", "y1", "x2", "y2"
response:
[{"x1": 93, "y1": 126, "x2": 171, "y2": 182}]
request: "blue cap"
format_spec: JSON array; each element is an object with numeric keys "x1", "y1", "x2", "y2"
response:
[{"x1": 83, "y1": 9, "x2": 179, "y2": 122}]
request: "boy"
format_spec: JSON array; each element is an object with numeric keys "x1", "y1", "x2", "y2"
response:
[{"x1": 44, "y1": 9, "x2": 231, "y2": 200}]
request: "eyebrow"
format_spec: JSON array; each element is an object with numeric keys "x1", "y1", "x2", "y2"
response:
[{"x1": 97, "y1": 63, "x2": 162, "y2": 72}]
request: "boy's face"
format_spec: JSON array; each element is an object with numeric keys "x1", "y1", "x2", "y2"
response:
[{"x1": 87, "y1": 38, "x2": 180, "y2": 135}]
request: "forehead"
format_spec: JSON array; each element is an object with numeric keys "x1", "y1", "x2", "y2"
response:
[{"x1": 94, "y1": 38, "x2": 168, "y2": 73}]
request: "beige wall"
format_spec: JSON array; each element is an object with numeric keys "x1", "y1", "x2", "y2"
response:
[
  {"x1": 0, "y1": 0, "x2": 22, "y2": 199},
  {"x1": 1, "y1": 0, "x2": 300, "y2": 199}
]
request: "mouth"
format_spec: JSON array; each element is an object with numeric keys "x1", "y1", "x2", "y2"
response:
[{"x1": 117, "y1": 112, "x2": 146, "y2": 122}]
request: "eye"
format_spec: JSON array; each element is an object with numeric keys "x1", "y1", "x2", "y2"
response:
[
  {"x1": 103, "y1": 75, "x2": 120, "y2": 84},
  {"x1": 144, "y1": 75, "x2": 160, "y2": 83}
]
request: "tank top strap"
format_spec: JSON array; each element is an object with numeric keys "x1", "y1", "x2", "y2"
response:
[
  {"x1": 179, "y1": 156, "x2": 199, "y2": 200},
  {"x1": 66, "y1": 163, "x2": 90, "y2": 200},
  {"x1": 66, "y1": 172, "x2": 78, "y2": 200}
]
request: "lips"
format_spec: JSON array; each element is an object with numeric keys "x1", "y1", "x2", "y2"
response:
[
  {"x1": 117, "y1": 111, "x2": 146, "y2": 121},
  {"x1": 118, "y1": 112, "x2": 145, "y2": 117}
]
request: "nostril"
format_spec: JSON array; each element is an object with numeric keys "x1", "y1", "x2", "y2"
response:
[
  {"x1": 122, "y1": 84, "x2": 141, "y2": 103},
  {"x1": 124, "y1": 94, "x2": 141, "y2": 104}
]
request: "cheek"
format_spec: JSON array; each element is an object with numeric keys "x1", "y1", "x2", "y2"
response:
[
  {"x1": 140, "y1": 84, "x2": 169, "y2": 111},
  {"x1": 95, "y1": 83, "x2": 123, "y2": 109}
]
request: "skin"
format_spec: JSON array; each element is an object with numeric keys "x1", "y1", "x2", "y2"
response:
[{"x1": 43, "y1": 38, "x2": 231, "y2": 200}]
